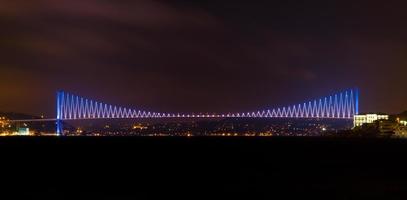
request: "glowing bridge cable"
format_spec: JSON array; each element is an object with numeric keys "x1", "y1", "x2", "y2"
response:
[{"x1": 55, "y1": 89, "x2": 359, "y2": 134}]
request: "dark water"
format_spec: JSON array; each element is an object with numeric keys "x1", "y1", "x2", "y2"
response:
[{"x1": 1, "y1": 137, "x2": 407, "y2": 199}]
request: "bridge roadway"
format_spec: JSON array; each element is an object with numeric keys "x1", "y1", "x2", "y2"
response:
[{"x1": 9, "y1": 115, "x2": 353, "y2": 123}]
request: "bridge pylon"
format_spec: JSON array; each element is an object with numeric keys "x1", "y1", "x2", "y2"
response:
[{"x1": 56, "y1": 91, "x2": 63, "y2": 136}]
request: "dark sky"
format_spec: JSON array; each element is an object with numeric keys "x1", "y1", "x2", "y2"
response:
[{"x1": 1, "y1": 0, "x2": 406, "y2": 117}]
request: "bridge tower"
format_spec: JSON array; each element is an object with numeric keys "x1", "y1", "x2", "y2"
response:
[
  {"x1": 355, "y1": 88, "x2": 359, "y2": 115},
  {"x1": 56, "y1": 91, "x2": 63, "y2": 136}
]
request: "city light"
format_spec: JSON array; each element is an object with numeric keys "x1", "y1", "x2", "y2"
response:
[{"x1": 76, "y1": 128, "x2": 83, "y2": 134}]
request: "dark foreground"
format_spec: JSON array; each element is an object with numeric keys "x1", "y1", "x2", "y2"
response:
[{"x1": 1, "y1": 137, "x2": 407, "y2": 199}]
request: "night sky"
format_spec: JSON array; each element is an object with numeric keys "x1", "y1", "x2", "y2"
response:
[{"x1": 1, "y1": 0, "x2": 406, "y2": 117}]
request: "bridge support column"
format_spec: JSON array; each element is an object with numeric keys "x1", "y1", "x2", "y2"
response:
[
  {"x1": 355, "y1": 88, "x2": 359, "y2": 115},
  {"x1": 56, "y1": 119, "x2": 62, "y2": 136},
  {"x1": 56, "y1": 91, "x2": 63, "y2": 136}
]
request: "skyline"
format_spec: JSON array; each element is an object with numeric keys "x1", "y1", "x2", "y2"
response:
[{"x1": 1, "y1": 0, "x2": 406, "y2": 116}]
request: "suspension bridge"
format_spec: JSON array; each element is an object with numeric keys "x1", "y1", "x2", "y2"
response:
[{"x1": 50, "y1": 88, "x2": 359, "y2": 135}]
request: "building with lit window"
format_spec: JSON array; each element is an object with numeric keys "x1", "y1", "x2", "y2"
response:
[
  {"x1": 393, "y1": 119, "x2": 407, "y2": 137},
  {"x1": 353, "y1": 114, "x2": 389, "y2": 127},
  {"x1": 17, "y1": 128, "x2": 30, "y2": 136}
]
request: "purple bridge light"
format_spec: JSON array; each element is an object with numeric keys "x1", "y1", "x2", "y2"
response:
[{"x1": 56, "y1": 88, "x2": 359, "y2": 135}]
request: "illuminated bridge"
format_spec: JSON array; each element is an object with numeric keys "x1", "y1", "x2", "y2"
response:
[{"x1": 55, "y1": 88, "x2": 359, "y2": 135}]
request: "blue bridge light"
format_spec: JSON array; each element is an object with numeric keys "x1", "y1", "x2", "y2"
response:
[{"x1": 55, "y1": 89, "x2": 359, "y2": 135}]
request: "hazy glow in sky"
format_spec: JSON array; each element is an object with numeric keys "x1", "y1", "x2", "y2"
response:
[{"x1": 0, "y1": 0, "x2": 406, "y2": 116}]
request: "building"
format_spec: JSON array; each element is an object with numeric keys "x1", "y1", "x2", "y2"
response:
[
  {"x1": 395, "y1": 126, "x2": 407, "y2": 137},
  {"x1": 17, "y1": 128, "x2": 30, "y2": 136},
  {"x1": 394, "y1": 120, "x2": 407, "y2": 138},
  {"x1": 353, "y1": 114, "x2": 389, "y2": 127},
  {"x1": 378, "y1": 120, "x2": 397, "y2": 134}
]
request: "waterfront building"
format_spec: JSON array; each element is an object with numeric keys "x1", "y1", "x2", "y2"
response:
[{"x1": 353, "y1": 114, "x2": 389, "y2": 127}]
